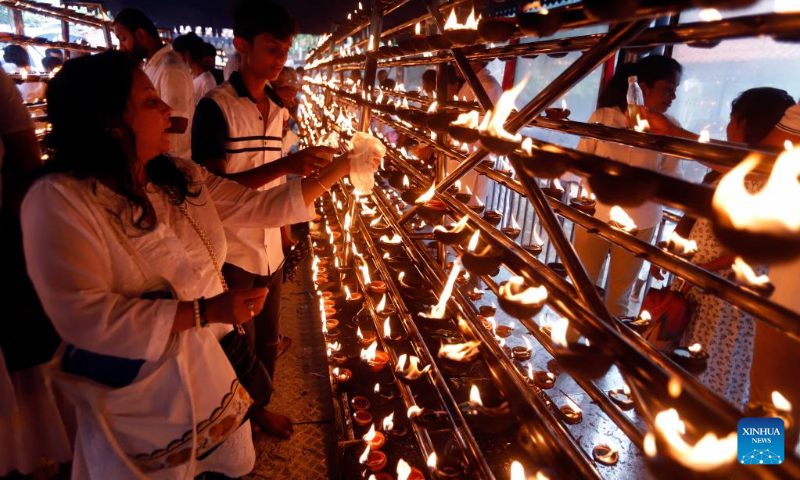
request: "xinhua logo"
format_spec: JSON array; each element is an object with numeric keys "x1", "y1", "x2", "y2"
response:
[{"x1": 738, "y1": 417, "x2": 784, "y2": 465}]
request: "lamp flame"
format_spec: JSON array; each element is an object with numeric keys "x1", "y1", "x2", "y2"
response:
[
  {"x1": 699, "y1": 129, "x2": 711, "y2": 143},
  {"x1": 469, "y1": 384, "x2": 483, "y2": 407},
  {"x1": 397, "y1": 459, "x2": 412, "y2": 480},
  {"x1": 731, "y1": 256, "x2": 770, "y2": 287},
  {"x1": 427, "y1": 452, "x2": 437, "y2": 469},
  {"x1": 649, "y1": 408, "x2": 738, "y2": 471},
  {"x1": 424, "y1": 258, "x2": 461, "y2": 319},
  {"x1": 444, "y1": 7, "x2": 478, "y2": 30},
  {"x1": 609, "y1": 206, "x2": 638, "y2": 232},
  {"x1": 359, "y1": 444, "x2": 371, "y2": 464},
  {"x1": 396, "y1": 355, "x2": 430, "y2": 379},
  {"x1": 380, "y1": 234, "x2": 402, "y2": 245},
  {"x1": 688, "y1": 343, "x2": 702, "y2": 353},
  {"x1": 427, "y1": 101, "x2": 438, "y2": 114},
  {"x1": 467, "y1": 230, "x2": 481, "y2": 252},
  {"x1": 699, "y1": 8, "x2": 722, "y2": 21},
  {"x1": 361, "y1": 342, "x2": 378, "y2": 362},
  {"x1": 415, "y1": 184, "x2": 436, "y2": 204},
  {"x1": 633, "y1": 114, "x2": 650, "y2": 133},
  {"x1": 480, "y1": 78, "x2": 528, "y2": 142},
  {"x1": 452, "y1": 110, "x2": 480, "y2": 128},
  {"x1": 345, "y1": 285, "x2": 352, "y2": 300},
  {"x1": 438, "y1": 341, "x2": 481, "y2": 361},
  {"x1": 668, "y1": 232, "x2": 698, "y2": 255},
  {"x1": 499, "y1": 276, "x2": 548, "y2": 306},
  {"x1": 415, "y1": 22, "x2": 421, "y2": 35},
  {"x1": 383, "y1": 317, "x2": 391, "y2": 338},
  {"x1": 772, "y1": 391, "x2": 792, "y2": 412},
  {"x1": 551, "y1": 318, "x2": 569, "y2": 347},
  {"x1": 403, "y1": 175, "x2": 410, "y2": 188},
  {"x1": 382, "y1": 412, "x2": 394, "y2": 431},
  {"x1": 407, "y1": 405, "x2": 422, "y2": 418},
  {"x1": 363, "y1": 424, "x2": 376, "y2": 442},
  {"x1": 510, "y1": 461, "x2": 525, "y2": 480}
]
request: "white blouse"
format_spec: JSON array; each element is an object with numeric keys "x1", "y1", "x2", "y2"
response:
[
  {"x1": 577, "y1": 107, "x2": 682, "y2": 229},
  {"x1": 20, "y1": 158, "x2": 313, "y2": 477}
]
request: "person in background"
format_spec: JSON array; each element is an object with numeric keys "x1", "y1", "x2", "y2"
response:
[
  {"x1": 41, "y1": 56, "x2": 63, "y2": 74},
  {"x1": 192, "y1": 0, "x2": 330, "y2": 439},
  {"x1": 296, "y1": 66, "x2": 305, "y2": 82},
  {"x1": 113, "y1": 8, "x2": 194, "y2": 159},
  {"x1": 44, "y1": 48, "x2": 64, "y2": 62},
  {"x1": 422, "y1": 69, "x2": 436, "y2": 97},
  {"x1": 349, "y1": 69, "x2": 362, "y2": 85},
  {"x1": 750, "y1": 102, "x2": 800, "y2": 435},
  {"x1": 377, "y1": 69, "x2": 388, "y2": 85},
  {"x1": 446, "y1": 65, "x2": 464, "y2": 99},
  {"x1": 670, "y1": 88, "x2": 794, "y2": 408},
  {"x1": 203, "y1": 42, "x2": 224, "y2": 85},
  {"x1": 3, "y1": 45, "x2": 46, "y2": 103},
  {"x1": 0, "y1": 67, "x2": 71, "y2": 479},
  {"x1": 380, "y1": 77, "x2": 396, "y2": 92},
  {"x1": 573, "y1": 56, "x2": 683, "y2": 317},
  {"x1": 172, "y1": 32, "x2": 217, "y2": 104}
]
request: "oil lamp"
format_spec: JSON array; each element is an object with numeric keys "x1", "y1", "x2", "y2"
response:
[
  {"x1": 608, "y1": 385, "x2": 635, "y2": 410},
  {"x1": 397, "y1": 458, "x2": 425, "y2": 480},
  {"x1": 354, "y1": 410, "x2": 375, "y2": 427},
  {"x1": 478, "y1": 79, "x2": 527, "y2": 155},
  {"x1": 541, "y1": 178, "x2": 565, "y2": 201},
  {"x1": 669, "y1": 343, "x2": 708, "y2": 375},
  {"x1": 518, "y1": 3, "x2": 561, "y2": 37},
  {"x1": 569, "y1": 186, "x2": 596, "y2": 215},
  {"x1": 461, "y1": 231, "x2": 504, "y2": 275},
  {"x1": 659, "y1": 232, "x2": 698, "y2": 259},
  {"x1": 501, "y1": 215, "x2": 522, "y2": 240},
  {"x1": 559, "y1": 396, "x2": 583, "y2": 424},
  {"x1": 744, "y1": 390, "x2": 796, "y2": 446},
  {"x1": 512, "y1": 336, "x2": 533, "y2": 361},
  {"x1": 432, "y1": 216, "x2": 472, "y2": 245},
  {"x1": 477, "y1": 16, "x2": 517, "y2": 43},
  {"x1": 333, "y1": 367, "x2": 352, "y2": 383},
  {"x1": 438, "y1": 339, "x2": 481, "y2": 373},
  {"x1": 479, "y1": 303, "x2": 497, "y2": 317},
  {"x1": 608, "y1": 206, "x2": 638, "y2": 234},
  {"x1": 522, "y1": 229, "x2": 545, "y2": 255},
  {"x1": 532, "y1": 370, "x2": 555, "y2": 389},
  {"x1": 547, "y1": 318, "x2": 612, "y2": 380},
  {"x1": 363, "y1": 424, "x2": 386, "y2": 450},
  {"x1": 592, "y1": 444, "x2": 619, "y2": 466},
  {"x1": 361, "y1": 342, "x2": 390, "y2": 372},
  {"x1": 442, "y1": 8, "x2": 479, "y2": 46},
  {"x1": 460, "y1": 384, "x2": 515, "y2": 433},
  {"x1": 498, "y1": 277, "x2": 548, "y2": 319},
  {"x1": 395, "y1": 354, "x2": 431, "y2": 384},
  {"x1": 378, "y1": 234, "x2": 404, "y2": 256},
  {"x1": 731, "y1": 256, "x2": 774, "y2": 296},
  {"x1": 545, "y1": 98, "x2": 571, "y2": 119}
]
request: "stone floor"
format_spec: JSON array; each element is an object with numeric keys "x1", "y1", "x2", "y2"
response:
[{"x1": 247, "y1": 255, "x2": 337, "y2": 480}]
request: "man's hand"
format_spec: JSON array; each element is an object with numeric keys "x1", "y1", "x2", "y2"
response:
[{"x1": 279, "y1": 146, "x2": 336, "y2": 176}]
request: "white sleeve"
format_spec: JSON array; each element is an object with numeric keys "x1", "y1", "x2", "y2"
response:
[
  {"x1": 21, "y1": 179, "x2": 179, "y2": 361},
  {"x1": 576, "y1": 109, "x2": 603, "y2": 155},
  {"x1": 158, "y1": 65, "x2": 195, "y2": 121},
  {"x1": 0, "y1": 70, "x2": 33, "y2": 135},
  {"x1": 199, "y1": 164, "x2": 315, "y2": 228}
]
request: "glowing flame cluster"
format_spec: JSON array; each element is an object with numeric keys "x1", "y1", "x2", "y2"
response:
[
  {"x1": 479, "y1": 78, "x2": 528, "y2": 142},
  {"x1": 444, "y1": 8, "x2": 478, "y2": 30},
  {"x1": 609, "y1": 206, "x2": 638, "y2": 233},
  {"x1": 438, "y1": 340, "x2": 481, "y2": 361}
]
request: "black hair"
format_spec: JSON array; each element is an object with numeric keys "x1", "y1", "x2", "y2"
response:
[
  {"x1": 44, "y1": 51, "x2": 199, "y2": 231},
  {"x1": 731, "y1": 87, "x2": 795, "y2": 145},
  {"x1": 172, "y1": 33, "x2": 206, "y2": 63},
  {"x1": 635, "y1": 54, "x2": 683, "y2": 88},
  {"x1": 45, "y1": 48, "x2": 64, "y2": 59},
  {"x1": 113, "y1": 8, "x2": 159, "y2": 40},
  {"x1": 232, "y1": 0, "x2": 298, "y2": 43},
  {"x1": 41, "y1": 56, "x2": 63, "y2": 73},
  {"x1": 202, "y1": 42, "x2": 217, "y2": 58},
  {"x1": 597, "y1": 62, "x2": 638, "y2": 112},
  {"x1": 3, "y1": 45, "x2": 30, "y2": 68},
  {"x1": 422, "y1": 69, "x2": 437, "y2": 86},
  {"x1": 380, "y1": 78, "x2": 396, "y2": 91}
]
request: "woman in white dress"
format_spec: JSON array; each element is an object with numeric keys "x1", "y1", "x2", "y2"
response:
[{"x1": 21, "y1": 51, "x2": 370, "y2": 479}]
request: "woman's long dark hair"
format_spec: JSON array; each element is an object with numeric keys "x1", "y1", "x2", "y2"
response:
[
  {"x1": 731, "y1": 87, "x2": 795, "y2": 145},
  {"x1": 43, "y1": 50, "x2": 199, "y2": 230}
]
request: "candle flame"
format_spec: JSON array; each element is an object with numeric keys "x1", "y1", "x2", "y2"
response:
[
  {"x1": 633, "y1": 114, "x2": 650, "y2": 133},
  {"x1": 650, "y1": 408, "x2": 737, "y2": 471},
  {"x1": 361, "y1": 264, "x2": 371, "y2": 285},
  {"x1": 698, "y1": 129, "x2": 711, "y2": 143},
  {"x1": 510, "y1": 215, "x2": 520, "y2": 229},
  {"x1": 364, "y1": 424, "x2": 376, "y2": 441},
  {"x1": 551, "y1": 318, "x2": 569, "y2": 347},
  {"x1": 380, "y1": 234, "x2": 402, "y2": 244},
  {"x1": 480, "y1": 78, "x2": 527, "y2": 142},
  {"x1": 510, "y1": 461, "x2": 525, "y2": 480},
  {"x1": 359, "y1": 444, "x2": 371, "y2": 464},
  {"x1": 345, "y1": 285, "x2": 352, "y2": 300},
  {"x1": 444, "y1": 7, "x2": 478, "y2": 30},
  {"x1": 731, "y1": 257, "x2": 770, "y2": 287},
  {"x1": 361, "y1": 342, "x2": 378, "y2": 362},
  {"x1": 713, "y1": 147, "x2": 800, "y2": 235},
  {"x1": 438, "y1": 340, "x2": 481, "y2": 361},
  {"x1": 688, "y1": 343, "x2": 702, "y2": 353},
  {"x1": 772, "y1": 391, "x2": 792, "y2": 411},
  {"x1": 415, "y1": 22, "x2": 421, "y2": 35},
  {"x1": 427, "y1": 452, "x2": 437, "y2": 469},
  {"x1": 699, "y1": 8, "x2": 722, "y2": 21},
  {"x1": 561, "y1": 98, "x2": 568, "y2": 110},
  {"x1": 668, "y1": 377, "x2": 683, "y2": 398},
  {"x1": 416, "y1": 184, "x2": 436, "y2": 204},
  {"x1": 374, "y1": 382, "x2": 380, "y2": 394},
  {"x1": 402, "y1": 175, "x2": 410, "y2": 188},
  {"x1": 668, "y1": 232, "x2": 699, "y2": 255},
  {"x1": 396, "y1": 355, "x2": 430, "y2": 379},
  {"x1": 382, "y1": 412, "x2": 395, "y2": 431},
  {"x1": 424, "y1": 258, "x2": 461, "y2": 319},
  {"x1": 383, "y1": 317, "x2": 391, "y2": 338},
  {"x1": 407, "y1": 405, "x2": 422, "y2": 418},
  {"x1": 397, "y1": 459, "x2": 412, "y2": 480},
  {"x1": 467, "y1": 230, "x2": 481, "y2": 252},
  {"x1": 427, "y1": 101, "x2": 438, "y2": 114},
  {"x1": 609, "y1": 206, "x2": 638, "y2": 232},
  {"x1": 469, "y1": 384, "x2": 483, "y2": 407},
  {"x1": 776, "y1": 0, "x2": 800, "y2": 12},
  {"x1": 452, "y1": 110, "x2": 480, "y2": 129}
]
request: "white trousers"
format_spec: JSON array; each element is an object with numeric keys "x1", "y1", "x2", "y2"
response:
[{"x1": 573, "y1": 225, "x2": 657, "y2": 317}]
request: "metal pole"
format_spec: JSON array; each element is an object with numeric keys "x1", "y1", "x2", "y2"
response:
[{"x1": 358, "y1": 4, "x2": 383, "y2": 132}]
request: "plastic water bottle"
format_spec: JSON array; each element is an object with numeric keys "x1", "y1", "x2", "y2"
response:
[{"x1": 626, "y1": 75, "x2": 646, "y2": 129}]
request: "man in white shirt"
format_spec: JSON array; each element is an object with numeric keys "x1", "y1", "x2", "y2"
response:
[
  {"x1": 172, "y1": 33, "x2": 218, "y2": 104},
  {"x1": 113, "y1": 9, "x2": 194, "y2": 159}
]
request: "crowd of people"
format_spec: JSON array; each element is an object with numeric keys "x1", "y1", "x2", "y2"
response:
[{"x1": 1, "y1": 0, "x2": 800, "y2": 477}]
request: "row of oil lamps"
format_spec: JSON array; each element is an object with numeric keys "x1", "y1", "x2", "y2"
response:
[{"x1": 298, "y1": 77, "x2": 798, "y2": 478}]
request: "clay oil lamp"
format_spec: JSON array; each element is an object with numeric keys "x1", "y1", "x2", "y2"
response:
[
  {"x1": 368, "y1": 277, "x2": 388, "y2": 296},
  {"x1": 368, "y1": 216, "x2": 393, "y2": 239},
  {"x1": 375, "y1": 294, "x2": 397, "y2": 318},
  {"x1": 477, "y1": 16, "x2": 517, "y2": 43},
  {"x1": 433, "y1": 215, "x2": 473, "y2": 245},
  {"x1": 460, "y1": 385, "x2": 515, "y2": 433},
  {"x1": 332, "y1": 366, "x2": 352, "y2": 384},
  {"x1": 658, "y1": 231, "x2": 698, "y2": 259},
  {"x1": 453, "y1": 181, "x2": 472, "y2": 204},
  {"x1": 478, "y1": 80, "x2": 527, "y2": 155},
  {"x1": 547, "y1": 318, "x2": 612, "y2": 380},
  {"x1": 518, "y1": 4, "x2": 561, "y2": 37},
  {"x1": 351, "y1": 396, "x2": 371, "y2": 411},
  {"x1": 431, "y1": 456, "x2": 467, "y2": 480},
  {"x1": 570, "y1": 187, "x2": 597, "y2": 215},
  {"x1": 362, "y1": 342, "x2": 390, "y2": 373},
  {"x1": 501, "y1": 215, "x2": 522, "y2": 240},
  {"x1": 608, "y1": 385, "x2": 635, "y2": 411},
  {"x1": 466, "y1": 287, "x2": 484, "y2": 301},
  {"x1": 559, "y1": 396, "x2": 583, "y2": 425},
  {"x1": 357, "y1": 327, "x2": 378, "y2": 347},
  {"x1": 397, "y1": 271, "x2": 433, "y2": 302},
  {"x1": 449, "y1": 110, "x2": 481, "y2": 143},
  {"x1": 546, "y1": 262, "x2": 567, "y2": 278},
  {"x1": 669, "y1": 343, "x2": 708, "y2": 375},
  {"x1": 363, "y1": 424, "x2": 386, "y2": 451},
  {"x1": 532, "y1": 370, "x2": 556, "y2": 389},
  {"x1": 642, "y1": 408, "x2": 738, "y2": 478},
  {"x1": 482, "y1": 209, "x2": 502, "y2": 226},
  {"x1": 622, "y1": 309, "x2": 651, "y2": 335},
  {"x1": 442, "y1": 7, "x2": 479, "y2": 46},
  {"x1": 325, "y1": 318, "x2": 340, "y2": 331},
  {"x1": 408, "y1": 405, "x2": 449, "y2": 429},
  {"x1": 354, "y1": 409, "x2": 373, "y2": 428},
  {"x1": 480, "y1": 315, "x2": 495, "y2": 332},
  {"x1": 408, "y1": 22, "x2": 432, "y2": 51},
  {"x1": 607, "y1": 205, "x2": 639, "y2": 235},
  {"x1": 731, "y1": 256, "x2": 775, "y2": 296},
  {"x1": 382, "y1": 316, "x2": 407, "y2": 344},
  {"x1": 512, "y1": 336, "x2": 533, "y2": 361},
  {"x1": 545, "y1": 98, "x2": 571, "y2": 120},
  {"x1": 395, "y1": 354, "x2": 431, "y2": 384},
  {"x1": 593, "y1": 444, "x2": 620, "y2": 467},
  {"x1": 344, "y1": 285, "x2": 364, "y2": 309},
  {"x1": 498, "y1": 276, "x2": 548, "y2": 319},
  {"x1": 522, "y1": 229, "x2": 545, "y2": 256},
  {"x1": 414, "y1": 184, "x2": 448, "y2": 223},
  {"x1": 479, "y1": 303, "x2": 497, "y2": 317},
  {"x1": 378, "y1": 233, "x2": 404, "y2": 257},
  {"x1": 360, "y1": 445, "x2": 388, "y2": 473},
  {"x1": 462, "y1": 231, "x2": 503, "y2": 275},
  {"x1": 541, "y1": 178, "x2": 566, "y2": 202},
  {"x1": 745, "y1": 391, "x2": 797, "y2": 450},
  {"x1": 495, "y1": 321, "x2": 515, "y2": 338},
  {"x1": 397, "y1": 458, "x2": 425, "y2": 480},
  {"x1": 429, "y1": 109, "x2": 461, "y2": 134},
  {"x1": 438, "y1": 338, "x2": 482, "y2": 374}
]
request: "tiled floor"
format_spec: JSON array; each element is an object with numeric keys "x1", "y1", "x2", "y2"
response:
[{"x1": 247, "y1": 256, "x2": 337, "y2": 480}]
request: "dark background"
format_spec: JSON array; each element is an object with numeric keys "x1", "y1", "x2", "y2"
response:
[{"x1": 103, "y1": 0, "x2": 362, "y2": 35}]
